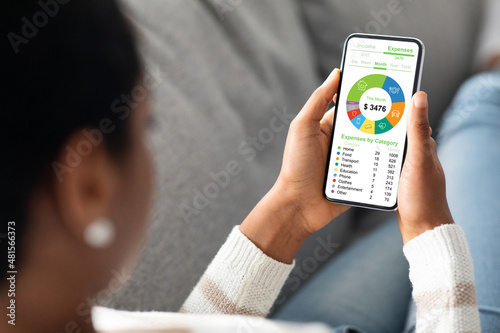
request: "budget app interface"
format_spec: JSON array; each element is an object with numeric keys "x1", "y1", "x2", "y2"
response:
[{"x1": 324, "y1": 34, "x2": 424, "y2": 210}]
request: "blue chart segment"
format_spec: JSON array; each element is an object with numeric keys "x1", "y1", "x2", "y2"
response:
[{"x1": 346, "y1": 74, "x2": 405, "y2": 134}]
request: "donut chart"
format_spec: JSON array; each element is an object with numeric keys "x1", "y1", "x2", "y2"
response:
[{"x1": 346, "y1": 74, "x2": 405, "y2": 134}]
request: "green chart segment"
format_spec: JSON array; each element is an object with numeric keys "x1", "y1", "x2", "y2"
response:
[{"x1": 346, "y1": 74, "x2": 405, "y2": 135}]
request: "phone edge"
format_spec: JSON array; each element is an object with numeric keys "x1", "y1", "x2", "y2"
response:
[{"x1": 322, "y1": 33, "x2": 425, "y2": 211}]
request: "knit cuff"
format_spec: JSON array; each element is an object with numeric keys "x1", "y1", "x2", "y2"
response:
[
  {"x1": 212, "y1": 226, "x2": 295, "y2": 291},
  {"x1": 403, "y1": 224, "x2": 474, "y2": 291}
]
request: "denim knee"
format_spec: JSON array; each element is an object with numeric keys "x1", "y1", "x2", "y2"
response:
[{"x1": 437, "y1": 70, "x2": 500, "y2": 144}]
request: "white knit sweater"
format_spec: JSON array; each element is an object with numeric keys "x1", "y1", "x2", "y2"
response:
[{"x1": 92, "y1": 224, "x2": 480, "y2": 332}]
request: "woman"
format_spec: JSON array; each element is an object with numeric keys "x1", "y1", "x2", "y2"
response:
[{"x1": 0, "y1": 0, "x2": 487, "y2": 332}]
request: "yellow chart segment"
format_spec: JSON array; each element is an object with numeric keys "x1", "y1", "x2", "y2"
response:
[{"x1": 359, "y1": 119, "x2": 375, "y2": 134}]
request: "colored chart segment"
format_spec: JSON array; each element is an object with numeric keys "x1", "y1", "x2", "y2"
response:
[
  {"x1": 347, "y1": 109, "x2": 361, "y2": 120},
  {"x1": 361, "y1": 119, "x2": 375, "y2": 134},
  {"x1": 352, "y1": 114, "x2": 366, "y2": 129},
  {"x1": 346, "y1": 74, "x2": 405, "y2": 135},
  {"x1": 387, "y1": 102, "x2": 405, "y2": 126},
  {"x1": 347, "y1": 74, "x2": 386, "y2": 102},
  {"x1": 374, "y1": 118, "x2": 393, "y2": 134},
  {"x1": 382, "y1": 76, "x2": 405, "y2": 103}
]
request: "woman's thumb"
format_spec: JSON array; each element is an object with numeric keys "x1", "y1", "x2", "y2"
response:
[{"x1": 407, "y1": 92, "x2": 431, "y2": 146}]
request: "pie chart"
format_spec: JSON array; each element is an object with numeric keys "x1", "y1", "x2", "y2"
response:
[{"x1": 346, "y1": 74, "x2": 405, "y2": 134}]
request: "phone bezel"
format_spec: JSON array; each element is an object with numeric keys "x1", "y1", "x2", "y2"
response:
[{"x1": 323, "y1": 33, "x2": 425, "y2": 211}]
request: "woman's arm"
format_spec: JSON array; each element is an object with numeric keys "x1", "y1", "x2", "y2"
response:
[
  {"x1": 181, "y1": 73, "x2": 480, "y2": 331},
  {"x1": 181, "y1": 69, "x2": 348, "y2": 315},
  {"x1": 179, "y1": 226, "x2": 294, "y2": 316},
  {"x1": 404, "y1": 224, "x2": 479, "y2": 332},
  {"x1": 396, "y1": 92, "x2": 479, "y2": 331}
]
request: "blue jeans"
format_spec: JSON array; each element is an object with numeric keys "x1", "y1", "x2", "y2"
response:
[{"x1": 273, "y1": 71, "x2": 500, "y2": 332}]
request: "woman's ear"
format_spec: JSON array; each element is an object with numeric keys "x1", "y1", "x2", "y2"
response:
[{"x1": 50, "y1": 128, "x2": 120, "y2": 248}]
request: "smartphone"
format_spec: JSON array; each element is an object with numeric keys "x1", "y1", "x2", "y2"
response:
[{"x1": 323, "y1": 33, "x2": 425, "y2": 210}]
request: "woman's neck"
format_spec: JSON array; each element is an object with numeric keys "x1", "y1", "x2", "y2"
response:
[
  {"x1": 0, "y1": 264, "x2": 96, "y2": 333},
  {"x1": 0, "y1": 241, "x2": 102, "y2": 333}
]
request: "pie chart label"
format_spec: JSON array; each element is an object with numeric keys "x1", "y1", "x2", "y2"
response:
[{"x1": 346, "y1": 74, "x2": 405, "y2": 135}]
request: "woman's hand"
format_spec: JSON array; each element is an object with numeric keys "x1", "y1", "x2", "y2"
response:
[
  {"x1": 396, "y1": 92, "x2": 454, "y2": 244},
  {"x1": 275, "y1": 69, "x2": 350, "y2": 234},
  {"x1": 240, "y1": 69, "x2": 349, "y2": 263}
]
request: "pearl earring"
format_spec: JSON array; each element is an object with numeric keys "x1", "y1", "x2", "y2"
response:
[{"x1": 84, "y1": 217, "x2": 115, "y2": 248}]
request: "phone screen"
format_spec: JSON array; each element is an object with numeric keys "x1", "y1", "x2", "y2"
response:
[{"x1": 324, "y1": 34, "x2": 424, "y2": 210}]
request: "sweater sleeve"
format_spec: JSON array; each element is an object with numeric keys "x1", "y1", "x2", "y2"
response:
[
  {"x1": 403, "y1": 224, "x2": 480, "y2": 332},
  {"x1": 180, "y1": 226, "x2": 294, "y2": 317}
]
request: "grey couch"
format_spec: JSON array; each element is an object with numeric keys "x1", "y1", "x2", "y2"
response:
[{"x1": 106, "y1": 0, "x2": 484, "y2": 312}]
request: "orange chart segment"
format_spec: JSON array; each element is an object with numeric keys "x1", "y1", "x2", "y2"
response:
[{"x1": 387, "y1": 102, "x2": 405, "y2": 127}]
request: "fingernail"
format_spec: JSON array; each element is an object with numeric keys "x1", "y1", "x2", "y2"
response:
[
  {"x1": 326, "y1": 68, "x2": 339, "y2": 82},
  {"x1": 413, "y1": 93, "x2": 427, "y2": 108}
]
